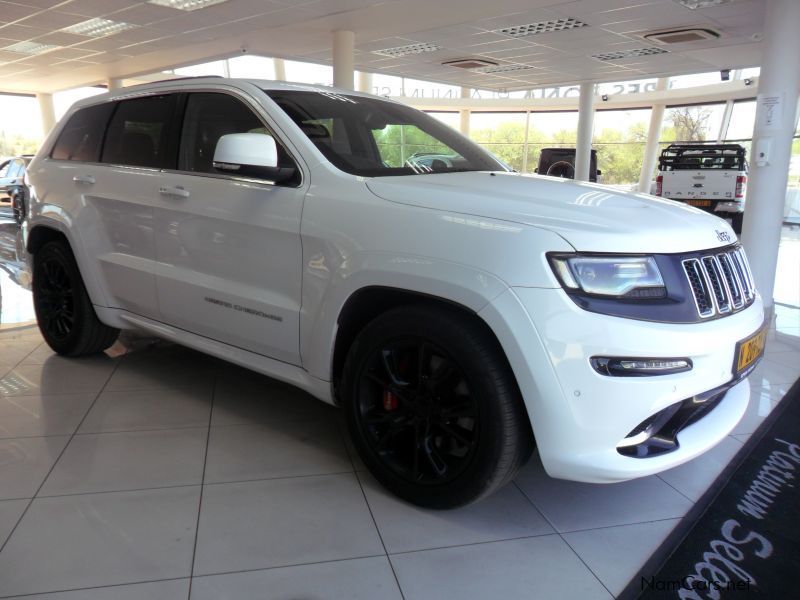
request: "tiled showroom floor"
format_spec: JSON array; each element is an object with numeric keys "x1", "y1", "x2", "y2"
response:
[{"x1": 0, "y1": 214, "x2": 799, "y2": 598}]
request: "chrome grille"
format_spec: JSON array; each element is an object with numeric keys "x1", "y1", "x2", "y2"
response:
[{"x1": 682, "y1": 246, "x2": 754, "y2": 318}]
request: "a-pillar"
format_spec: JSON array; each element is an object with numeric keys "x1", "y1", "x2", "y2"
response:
[
  {"x1": 459, "y1": 87, "x2": 470, "y2": 136},
  {"x1": 332, "y1": 30, "x2": 355, "y2": 90},
  {"x1": 741, "y1": 0, "x2": 800, "y2": 312},
  {"x1": 637, "y1": 77, "x2": 669, "y2": 193},
  {"x1": 574, "y1": 82, "x2": 595, "y2": 181},
  {"x1": 36, "y1": 92, "x2": 56, "y2": 136}
]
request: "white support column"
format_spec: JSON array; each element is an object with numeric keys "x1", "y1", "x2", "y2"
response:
[
  {"x1": 357, "y1": 71, "x2": 373, "y2": 93},
  {"x1": 273, "y1": 58, "x2": 286, "y2": 81},
  {"x1": 637, "y1": 77, "x2": 669, "y2": 193},
  {"x1": 332, "y1": 30, "x2": 355, "y2": 90},
  {"x1": 36, "y1": 92, "x2": 56, "y2": 136},
  {"x1": 459, "y1": 87, "x2": 470, "y2": 136},
  {"x1": 741, "y1": 0, "x2": 800, "y2": 311},
  {"x1": 522, "y1": 110, "x2": 531, "y2": 173},
  {"x1": 574, "y1": 82, "x2": 595, "y2": 182},
  {"x1": 107, "y1": 77, "x2": 123, "y2": 91}
]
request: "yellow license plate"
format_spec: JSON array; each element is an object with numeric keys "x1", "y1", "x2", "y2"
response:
[
  {"x1": 687, "y1": 199, "x2": 712, "y2": 207},
  {"x1": 734, "y1": 325, "x2": 768, "y2": 376}
]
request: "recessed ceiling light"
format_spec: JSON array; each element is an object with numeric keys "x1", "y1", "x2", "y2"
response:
[
  {"x1": 62, "y1": 18, "x2": 137, "y2": 37},
  {"x1": 675, "y1": 0, "x2": 731, "y2": 9},
  {"x1": 372, "y1": 42, "x2": 442, "y2": 58},
  {"x1": 147, "y1": 0, "x2": 229, "y2": 11},
  {"x1": 474, "y1": 64, "x2": 536, "y2": 74},
  {"x1": 496, "y1": 17, "x2": 588, "y2": 38},
  {"x1": 592, "y1": 47, "x2": 669, "y2": 61},
  {"x1": 4, "y1": 41, "x2": 61, "y2": 55}
]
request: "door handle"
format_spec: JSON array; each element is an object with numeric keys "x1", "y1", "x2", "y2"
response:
[
  {"x1": 73, "y1": 175, "x2": 95, "y2": 185},
  {"x1": 159, "y1": 186, "x2": 190, "y2": 198}
]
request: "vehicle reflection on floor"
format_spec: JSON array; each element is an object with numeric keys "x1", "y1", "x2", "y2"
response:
[{"x1": 0, "y1": 206, "x2": 34, "y2": 325}]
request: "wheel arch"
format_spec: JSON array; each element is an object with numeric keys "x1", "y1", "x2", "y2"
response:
[
  {"x1": 26, "y1": 224, "x2": 68, "y2": 255},
  {"x1": 330, "y1": 286, "x2": 519, "y2": 405}
]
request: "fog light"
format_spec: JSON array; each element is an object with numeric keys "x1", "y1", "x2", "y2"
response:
[{"x1": 591, "y1": 357, "x2": 692, "y2": 377}]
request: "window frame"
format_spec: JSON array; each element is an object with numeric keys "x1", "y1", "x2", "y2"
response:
[
  {"x1": 170, "y1": 90, "x2": 301, "y2": 187},
  {"x1": 48, "y1": 101, "x2": 115, "y2": 164},
  {"x1": 99, "y1": 93, "x2": 180, "y2": 170},
  {"x1": 164, "y1": 89, "x2": 304, "y2": 189},
  {"x1": 43, "y1": 87, "x2": 305, "y2": 189}
]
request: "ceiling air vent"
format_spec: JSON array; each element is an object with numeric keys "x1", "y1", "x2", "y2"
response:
[
  {"x1": 675, "y1": 0, "x2": 732, "y2": 9},
  {"x1": 496, "y1": 17, "x2": 587, "y2": 38},
  {"x1": 592, "y1": 47, "x2": 669, "y2": 61},
  {"x1": 474, "y1": 64, "x2": 536, "y2": 74},
  {"x1": 372, "y1": 42, "x2": 442, "y2": 58},
  {"x1": 442, "y1": 59, "x2": 498, "y2": 69},
  {"x1": 643, "y1": 27, "x2": 720, "y2": 44}
]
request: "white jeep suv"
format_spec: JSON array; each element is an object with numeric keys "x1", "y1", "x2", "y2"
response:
[{"x1": 23, "y1": 78, "x2": 766, "y2": 508}]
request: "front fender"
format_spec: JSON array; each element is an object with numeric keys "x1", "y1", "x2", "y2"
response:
[{"x1": 300, "y1": 251, "x2": 509, "y2": 381}]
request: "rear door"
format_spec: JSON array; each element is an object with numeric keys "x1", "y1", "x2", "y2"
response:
[
  {"x1": 153, "y1": 90, "x2": 305, "y2": 364},
  {"x1": 89, "y1": 94, "x2": 177, "y2": 317}
]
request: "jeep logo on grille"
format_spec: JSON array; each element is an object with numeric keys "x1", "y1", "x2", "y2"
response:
[{"x1": 716, "y1": 230, "x2": 731, "y2": 243}]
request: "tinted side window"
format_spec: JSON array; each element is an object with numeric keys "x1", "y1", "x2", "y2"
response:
[
  {"x1": 101, "y1": 95, "x2": 175, "y2": 168},
  {"x1": 179, "y1": 92, "x2": 296, "y2": 177},
  {"x1": 51, "y1": 103, "x2": 114, "y2": 162}
]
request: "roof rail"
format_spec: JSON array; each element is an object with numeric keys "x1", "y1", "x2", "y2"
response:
[{"x1": 113, "y1": 75, "x2": 226, "y2": 88}]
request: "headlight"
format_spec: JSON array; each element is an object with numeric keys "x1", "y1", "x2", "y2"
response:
[{"x1": 549, "y1": 254, "x2": 666, "y2": 299}]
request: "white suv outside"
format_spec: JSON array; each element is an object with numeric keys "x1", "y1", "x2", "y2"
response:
[{"x1": 23, "y1": 78, "x2": 766, "y2": 508}]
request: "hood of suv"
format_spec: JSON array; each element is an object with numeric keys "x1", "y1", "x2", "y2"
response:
[{"x1": 366, "y1": 172, "x2": 735, "y2": 253}]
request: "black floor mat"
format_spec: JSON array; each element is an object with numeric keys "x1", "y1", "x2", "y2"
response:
[{"x1": 620, "y1": 377, "x2": 800, "y2": 599}]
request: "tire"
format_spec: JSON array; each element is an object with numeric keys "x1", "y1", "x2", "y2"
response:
[
  {"x1": 32, "y1": 240, "x2": 119, "y2": 356},
  {"x1": 341, "y1": 305, "x2": 534, "y2": 508},
  {"x1": 730, "y1": 212, "x2": 744, "y2": 235}
]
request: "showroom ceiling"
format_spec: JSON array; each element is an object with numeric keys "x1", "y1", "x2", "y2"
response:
[{"x1": 0, "y1": 0, "x2": 765, "y2": 94}]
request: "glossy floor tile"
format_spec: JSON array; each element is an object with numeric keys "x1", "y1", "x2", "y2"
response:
[
  {"x1": 192, "y1": 474, "x2": 385, "y2": 575},
  {"x1": 657, "y1": 435, "x2": 745, "y2": 502},
  {"x1": 0, "y1": 486, "x2": 200, "y2": 597},
  {"x1": 0, "y1": 219, "x2": 797, "y2": 600},
  {"x1": 360, "y1": 472, "x2": 554, "y2": 553},
  {"x1": 203, "y1": 419, "x2": 352, "y2": 484},
  {"x1": 390, "y1": 535, "x2": 614, "y2": 600},
  {"x1": 0, "y1": 436, "x2": 70, "y2": 500},
  {"x1": 0, "y1": 579, "x2": 190, "y2": 600},
  {"x1": 40, "y1": 428, "x2": 208, "y2": 496},
  {"x1": 78, "y1": 388, "x2": 212, "y2": 434},
  {"x1": 0, "y1": 394, "x2": 95, "y2": 439},
  {"x1": 190, "y1": 556, "x2": 403, "y2": 600},
  {"x1": 514, "y1": 457, "x2": 694, "y2": 533},
  {"x1": 563, "y1": 518, "x2": 681, "y2": 597}
]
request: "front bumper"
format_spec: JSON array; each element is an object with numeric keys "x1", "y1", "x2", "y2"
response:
[{"x1": 479, "y1": 286, "x2": 763, "y2": 483}]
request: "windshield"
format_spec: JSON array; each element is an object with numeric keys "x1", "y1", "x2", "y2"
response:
[{"x1": 265, "y1": 89, "x2": 508, "y2": 177}]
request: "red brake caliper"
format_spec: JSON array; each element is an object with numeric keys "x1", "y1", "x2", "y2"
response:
[{"x1": 383, "y1": 389, "x2": 398, "y2": 411}]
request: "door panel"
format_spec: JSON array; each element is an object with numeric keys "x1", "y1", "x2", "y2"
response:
[
  {"x1": 154, "y1": 92, "x2": 304, "y2": 365},
  {"x1": 89, "y1": 94, "x2": 177, "y2": 318}
]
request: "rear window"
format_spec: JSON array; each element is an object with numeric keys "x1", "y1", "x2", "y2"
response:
[
  {"x1": 51, "y1": 103, "x2": 114, "y2": 162},
  {"x1": 101, "y1": 95, "x2": 175, "y2": 168}
]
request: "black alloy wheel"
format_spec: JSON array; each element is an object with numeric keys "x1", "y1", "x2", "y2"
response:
[
  {"x1": 342, "y1": 305, "x2": 533, "y2": 508},
  {"x1": 33, "y1": 240, "x2": 119, "y2": 356},
  {"x1": 356, "y1": 338, "x2": 480, "y2": 485},
  {"x1": 36, "y1": 254, "x2": 76, "y2": 343}
]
